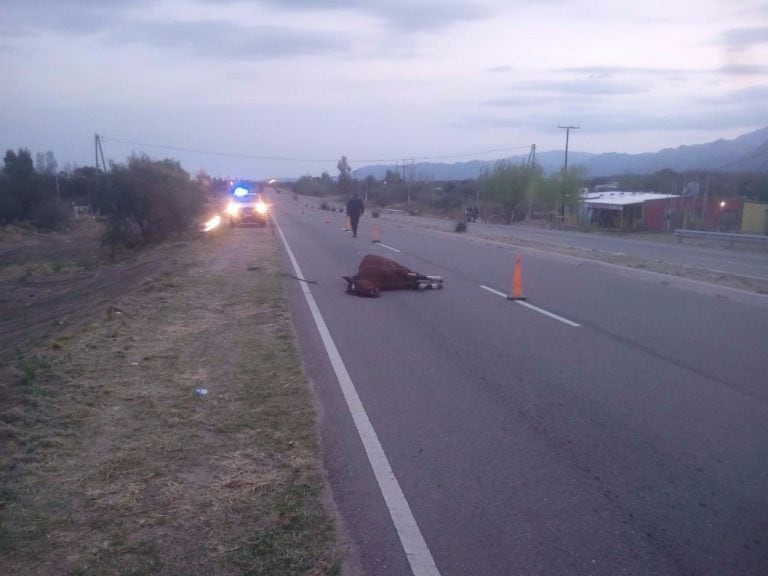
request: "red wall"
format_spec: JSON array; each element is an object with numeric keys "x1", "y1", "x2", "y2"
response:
[{"x1": 643, "y1": 197, "x2": 743, "y2": 231}]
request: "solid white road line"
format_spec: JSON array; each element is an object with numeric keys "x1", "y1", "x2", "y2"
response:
[
  {"x1": 274, "y1": 219, "x2": 441, "y2": 576},
  {"x1": 480, "y1": 285, "x2": 581, "y2": 327},
  {"x1": 379, "y1": 243, "x2": 401, "y2": 252},
  {"x1": 480, "y1": 285, "x2": 511, "y2": 299}
]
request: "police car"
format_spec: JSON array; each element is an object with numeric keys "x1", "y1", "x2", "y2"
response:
[{"x1": 225, "y1": 183, "x2": 270, "y2": 227}]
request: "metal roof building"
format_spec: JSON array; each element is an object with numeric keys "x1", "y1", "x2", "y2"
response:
[
  {"x1": 581, "y1": 191, "x2": 678, "y2": 209},
  {"x1": 580, "y1": 191, "x2": 679, "y2": 230}
]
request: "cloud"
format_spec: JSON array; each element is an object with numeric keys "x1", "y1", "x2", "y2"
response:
[
  {"x1": 1, "y1": 0, "x2": 468, "y2": 60},
  {"x1": 0, "y1": 1, "x2": 353, "y2": 61},
  {"x1": 465, "y1": 84, "x2": 768, "y2": 135},
  {"x1": 562, "y1": 64, "x2": 768, "y2": 78},
  {"x1": 2, "y1": 0, "x2": 495, "y2": 38},
  {"x1": 487, "y1": 65, "x2": 515, "y2": 74},
  {"x1": 704, "y1": 84, "x2": 768, "y2": 105},
  {"x1": 558, "y1": 66, "x2": 691, "y2": 77},
  {"x1": 110, "y1": 19, "x2": 349, "y2": 60},
  {"x1": 485, "y1": 78, "x2": 646, "y2": 104},
  {"x1": 0, "y1": 0, "x2": 142, "y2": 36},
  {"x1": 238, "y1": 0, "x2": 495, "y2": 31},
  {"x1": 716, "y1": 64, "x2": 768, "y2": 75},
  {"x1": 720, "y1": 26, "x2": 768, "y2": 50}
]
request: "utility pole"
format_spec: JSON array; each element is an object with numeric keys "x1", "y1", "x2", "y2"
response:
[
  {"x1": 558, "y1": 125, "x2": 579, "y2": 172},
  {"x1": 403, "y1": 158, "x2": 414, "y2": 204},
  {"x1": 526, "y1": 144, "x2": 537, "y2": 221},
  {"x1": 557, "y1": 125, "x2": 580, "y2": 228},
  {"x1": 94, "y1": 134, "x2": 110, "y2": 215},
  {"x1": 702, "y1": 173, "x2": 710, "y2": 226},
  {"x1": 94, "y1": 134, "x2": 107, "y2": 172},
  {"x1": 526, "y1": 143, "x2": 536, "y2": 166}
]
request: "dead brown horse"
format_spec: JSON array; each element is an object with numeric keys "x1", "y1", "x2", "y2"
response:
[{"x1": 343, "y1": 254, "x2": 443, "y2": 297}]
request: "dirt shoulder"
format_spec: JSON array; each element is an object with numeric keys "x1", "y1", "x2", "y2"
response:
[{"x1": 0, "y1": 225, "x2": 342, "y2": 575}]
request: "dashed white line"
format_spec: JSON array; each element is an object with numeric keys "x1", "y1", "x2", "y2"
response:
[
  {"x1": 480, "y1": 285, "x2": 581, "y2": 327},
  {"x1": 274, "y1": 218, "x2": 441, "y2": 576},
  {"x1": 515, "y1": 300, "x2": 581, "y2": 327}
]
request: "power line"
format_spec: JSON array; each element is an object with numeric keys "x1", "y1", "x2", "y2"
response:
[{"x1": 97, "y1": 134, "x2": 532, "y2": 165}]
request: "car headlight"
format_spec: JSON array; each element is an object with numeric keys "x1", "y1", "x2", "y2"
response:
[
  {"x1": 226, "y1": 201, "x2": 240, "y2": 216},
  {"x1": 255, "y1": 201, "x2": 269, "y2": 215},
  {"x1": 202, "y1": 214, "x2": 221, "y2": 232}
]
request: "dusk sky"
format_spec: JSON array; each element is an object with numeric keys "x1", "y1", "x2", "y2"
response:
[{"x1": 1, "y1": 0, "x2": 767, "y2": 180}]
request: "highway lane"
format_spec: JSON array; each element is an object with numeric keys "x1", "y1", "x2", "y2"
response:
[
  {"x1": 271, "y1": 197, "x2": 768, "y2": 575},
  {"x1": 377, "y1": 211, "x2": 768, "y2": 281}
]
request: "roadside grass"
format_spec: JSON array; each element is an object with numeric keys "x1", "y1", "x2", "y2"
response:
[
  {"x1": 0, "y1": 219, "x2": 104, "y2": 281},
  {"x1": 1, "y1": 260, "x2": 89, "y2": 282},
  {"x1": 0, "y1": 229, "x2": 341, "y2": 575}
]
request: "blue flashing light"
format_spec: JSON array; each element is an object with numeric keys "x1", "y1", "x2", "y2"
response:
[{"x1": 233, "y1": 186, "x2": 249, "y2": 197}]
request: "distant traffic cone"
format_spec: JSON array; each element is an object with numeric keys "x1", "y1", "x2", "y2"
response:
[
  {"x1": 507, "y1": 254, "x2": 527, "y2": 301},
  {"x1": 372, "y1": 224, "x2": 381, "y2": 243}
]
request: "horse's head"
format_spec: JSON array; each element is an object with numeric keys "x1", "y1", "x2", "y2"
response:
[{"x1": 342, "y1": 275, "x2": 380, "y2": 297}]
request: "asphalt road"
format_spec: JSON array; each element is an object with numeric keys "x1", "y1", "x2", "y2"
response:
[
  {"x1": 272, "y1": 196, "x2": 768, "y2": 576},
  {"x1": 377, "y1": 211, "x2": 768, "y2": 282}
]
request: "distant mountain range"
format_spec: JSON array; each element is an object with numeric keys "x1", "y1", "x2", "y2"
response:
[{"x1": 354, "y1": 126, "x2": 768, "y2": 181}]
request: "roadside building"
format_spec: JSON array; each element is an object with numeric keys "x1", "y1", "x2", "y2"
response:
[
  {"x1": 580, "y1": 191, "x2": 677, "y2": 231},
  {"x1": 644, "y1": 196, "x2": 744, "y2": 232},
  {"x1": 581, "y1": 191, "x2": 745, "y2": 232}
]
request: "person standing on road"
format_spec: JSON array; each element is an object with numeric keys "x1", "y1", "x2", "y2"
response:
[{"x1": 346, "y1": 193, "x2": 365, "y2": 238}]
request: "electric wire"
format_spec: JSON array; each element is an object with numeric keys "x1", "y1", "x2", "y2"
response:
[{"x1": 98, "y1": 134, "x2": 532, "y2": 165}]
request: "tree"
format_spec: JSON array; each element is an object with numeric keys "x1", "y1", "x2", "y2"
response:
[
  {"x1": 383, "y1": 169, "x2": 402, "y2": 187},
  {"x1": 3, "y1": 148, "x2": 35, "y2": 180},
  {"x1": 0, "y1": 148, "x2": 71, "y2": 229},
  {"x1": 558, "y1": 166, "x2": 586, "y2": 218},
  {"x1": 67, "y1": 166, "x2": 103, "y2": 207},
  {"x1": 1, "y1": 150, "x2": 31, "y2": 223},
  {"x1": 0, "y1": 148, "x2": 45, "y2": 225},
  {"x1": 337, "y1": 155, "x2": 352, "y2": 196},
  {"x1": 104, "y1": 154, "x2": 203, "y2": 245},
  {"x1": 293, "y1": 175, "x2": 328, "y2": 197},
  {"x1": 533, "y1": 175, "x2": 563, "y2": 213},
  {"x1": 34, "y1": 151, "x2": 58, "y2": 175},
  {"x1": 478, "y1": 159, "x2": 538, "y2": 223},
  {"x1": 377, "y1": 169, "x2": 407, "y2": 206}
]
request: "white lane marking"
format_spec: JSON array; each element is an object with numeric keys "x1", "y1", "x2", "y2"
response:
[
  {"x1": 379, "y1": 243, "x2": 401, "y2": 252},
  {"x1": 516, "y1": 300, "x2": 581, "y2": 327},
  {"x1": 480, "y1": 285, "x2": 509, "y2": 298},
  {"x1": 480, "y1": 285, "x2": 581, "y2": 327},
  {"x1": 274, "y1": 219, "x2": 441, "y2": 576}
]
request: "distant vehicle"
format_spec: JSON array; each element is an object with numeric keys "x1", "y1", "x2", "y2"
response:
[{"x1": 225, "y1": 183, "x2": 270, "y2": 227}]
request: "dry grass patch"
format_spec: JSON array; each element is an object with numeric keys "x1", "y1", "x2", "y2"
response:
[{"x1": 0, "y1": 229, "x2": 340, "y2": 575}]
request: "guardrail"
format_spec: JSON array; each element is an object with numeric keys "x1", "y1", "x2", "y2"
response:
[{"x1": 674, "y1": 229, "x2": 768, "y2": 246}]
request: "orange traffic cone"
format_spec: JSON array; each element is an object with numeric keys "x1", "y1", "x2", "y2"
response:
[
  {"x1": 507, "y1": 254, "x2": 527, "y2": 301},
  {"x1": 372, "y1": 224, "x2": 381, "y2": 243}
]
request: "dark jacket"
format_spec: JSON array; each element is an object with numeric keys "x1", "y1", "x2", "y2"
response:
[{"x1": 346, "y1": 197, "x2": 365, "y2": 218}]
